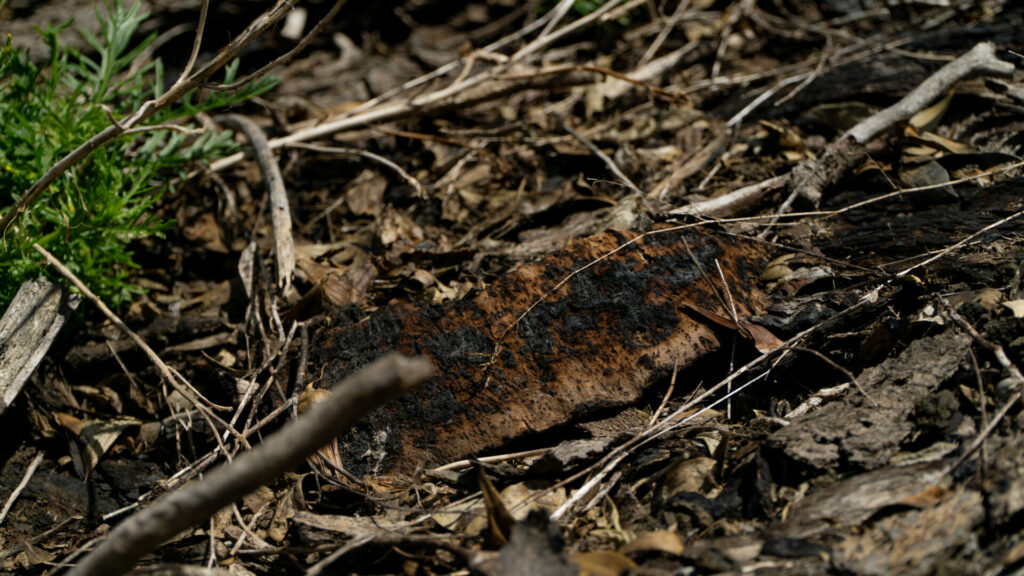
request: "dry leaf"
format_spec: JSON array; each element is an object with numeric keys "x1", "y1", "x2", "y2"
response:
[
  {"x1": 570, "y1": 550, "x2": 637, "y2": 576},
  {"x1": 479, "y1": 467, "x2": 516, "y2": 545},
  {"x1": 662, "y1": 456, "x2": 718, "y2": 497},
  {"x1": 976, "y1": 287, "x2": 1003, "y2": 310},
  {"x1": 431, "y1": 495, "x2": 483, "y2": 533},
  {"x1": 346, "y1": 170, "x2": 387, "y2": 217},
  {"x1": 1002, "y1": 299, "x2": 1024, "y2": 317},
  {"x1": 762, "y1": 253, "x2": 796, "y2": 281},
  {"x1": 620, "y1": 530, "x2": 685, "y2": 556},
  {"x1": 59, "y1": 416, "x2": 139, "y2": 478},
  {"x1": 243, "y1": 485, "x2": 275, "y2": 515},
  {"x1": 901, "y1": 485, "x2": 953, "y2": 509},
  {"x1": 56, "y1": 412, "x2": 85, "y2": 436},
  {"x1": 909, "y1": 90, "x2": 953, "y2": 131},
  {"x1": 268, "y1": 484, "x2": 296, "y2": 543}
]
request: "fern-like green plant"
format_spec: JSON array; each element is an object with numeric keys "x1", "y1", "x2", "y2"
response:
[{"x1": 0, "y1": 1, "x2": 277, "y2": 311}]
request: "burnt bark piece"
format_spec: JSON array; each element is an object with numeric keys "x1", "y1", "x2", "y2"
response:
[{"x1": 312, "y1": 226, "x2": 770, "y2": 476}]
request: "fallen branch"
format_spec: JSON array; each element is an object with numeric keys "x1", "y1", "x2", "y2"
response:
[
  {"x1": 669, "y1": 42, "x2": 1015, "y2": 222},
  {"x1": 65, "y1": 353, "x2": 433, "y2": 576},
  {"x1": 790, "y1": 41, "x2": 1014, "y2": 207},
  {"x1": 0, "y1": 452, "x2": 44, "y2": 526}
]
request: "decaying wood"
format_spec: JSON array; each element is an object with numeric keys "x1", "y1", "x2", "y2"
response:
[
  {"x1": 768, "y1": 330, "x2": 971, "y2": 470},
  {"x1": 774, "y1": 460, "x2": 948, "y2": 540},
  {"x1": 67, "y1": 353, "x2": 432, "y2": 576},
  {"x1": 312, "y1": 225, "x2": 771, "y2": 476},
  {"x1": 0, "y1": 277, "x2": 80, "y2": 416}
]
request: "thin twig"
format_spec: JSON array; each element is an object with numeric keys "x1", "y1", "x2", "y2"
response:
[
  {"x1": 559, "y1": 118, "x2": 644, "y2": 195},
  {"x1": 944, "y1": 307, "x2": 1024, "y2": 476},
  {"x1": 893, "y1": 208, "x2": 1024, "y2": 278},
  {"x1": 550, "y1": 452, "x2": 628, "y2": 521},
  {"x1": 648, "y1": 362, "x2": 679, "y2": 426},
  {"x1": 1, "y1": 516, "x2": 82, "y2": 563},
  {"x1": 783, "y1": 382, "x2": 850, "y2": 419},
  {"x1": 333, "y1": 1, "x2": 565, "y2": 119},
  {"x1": 285, "y1": 142, "x2": 427, "y2": 198},
  {"x1": 428, "y1": 447, "x2": 553, "y2": 474},
  {"x1": 790, "y1": 346, "x2": 876, "y2": 406},
  {"x1": 32, "y1": 244, "x2": 231, "y2": 419},
  {"x1": 205, "y1": 0, "x2": 348, "y2": 92},
  {"x1": 715, "y1": 259, "x2": 739, "y2": 419},
  {"x1": 306, "y1": 534, "x2": 375, "y2": 576},
  {"x1": 0, "y1": 452, "x2": 44, "y2": 526},
  {"x1": 180, "y1": 0, "x2": 210, "y2": 81},
  {"x1": 638, "y1": 0, "x2": 691, "y2": 65},
  {"x1": 512, "y1": 0, "x2": 639, "y2": 62}
]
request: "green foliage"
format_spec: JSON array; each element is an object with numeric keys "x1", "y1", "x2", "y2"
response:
[
  {"x1": 0, "y1": 1, "x2": 277, "y2": 311},
  {"x1": 538, "y1": 0, "x2": 632, "y2": 26},
  {"x1": 570, "y1": 0, "x2": 609, "y2": 15}
]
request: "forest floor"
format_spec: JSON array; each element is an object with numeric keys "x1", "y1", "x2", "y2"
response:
[{"x1": 2, "y1": 0, "x2": 1024, "y2": 575}]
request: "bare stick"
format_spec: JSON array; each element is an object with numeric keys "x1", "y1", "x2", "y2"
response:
[
  {"x1": 783, "y1": 382, "x2": 850, "y2": 419},
  {"x1": 66, "y1": 353, "x2": 432, "y2": 576},
  {"x1": 216, "y1": 115, "x2": 295, "y2": 295},
  {"x1": 669, "y1": 174, "x2": 789, "y2": 217},
  {"x1": 846, "y1": 42, "x2": 1013, "y2": 144},
  {"x1": 790, "y1": 41, "x2": 1013, "y2": 207}
]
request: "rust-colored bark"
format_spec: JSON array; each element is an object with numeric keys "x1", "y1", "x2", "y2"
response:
[{"x1": 313, "y1": 226, "x2": 771, "y2": 475}]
